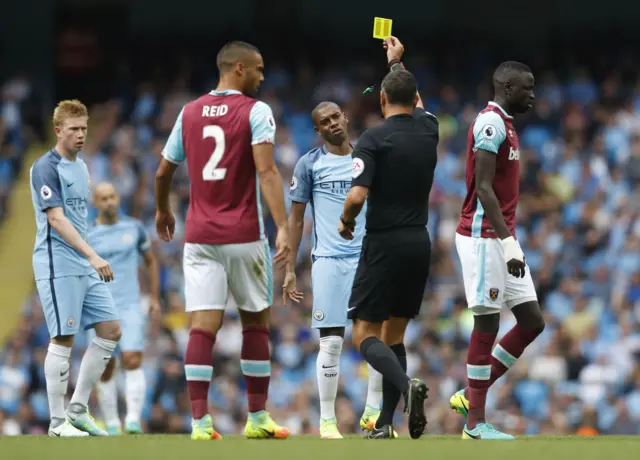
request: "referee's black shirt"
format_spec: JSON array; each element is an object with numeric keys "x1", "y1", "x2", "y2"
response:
[{"x1": 351, "y1": 108, "x2": 438, "y2": 232}]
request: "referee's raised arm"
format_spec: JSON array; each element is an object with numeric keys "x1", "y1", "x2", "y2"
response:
[{"x1": 341, "y1": 36, "x2": 438, "y2": 440}]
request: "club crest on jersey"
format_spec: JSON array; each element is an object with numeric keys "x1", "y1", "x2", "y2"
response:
[
  {"x1": 313, "y1": 310, "x2": 324, "y2": 321},
  {"x1": 290, "y1": 176, "x2": 298, "y2": 191},
  {"x1": 67, "y1": 316, "x2": 75, "y2": 328},
  {"x1": 40, "y1": 185, "x2": 52, "y2": 200},
  {"x1": 352, "y1": 158, "x2": 364, "y2": 179},
  {"x1": 489, "y1": 288, "x2": 499, "y2": 301},
  {"x1": 122, "y1": 233, "x2": 134, "y2": 245},
  {"x1": 482, "y1": 124, "x2": 497, "y2": 140},
  {"x1": 508, "y1": 147, "x2": 520, "y2": 161}
]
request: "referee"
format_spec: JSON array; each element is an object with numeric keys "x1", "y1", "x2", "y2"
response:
[{"x1": 338, "y1": 37, "x2": 438, "y2": 439}]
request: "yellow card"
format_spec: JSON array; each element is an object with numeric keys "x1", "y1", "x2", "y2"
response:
[{"x1": 373, "y1": 17, "x2": 392, "y2": 40}]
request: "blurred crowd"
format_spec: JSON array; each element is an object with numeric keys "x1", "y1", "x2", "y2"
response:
[
  {"x1": 0, "y1": 73, "x2": 32, "y2": 224},
  {"x1": 1, "y1": 53, "x2": 639, "y2": 437}
]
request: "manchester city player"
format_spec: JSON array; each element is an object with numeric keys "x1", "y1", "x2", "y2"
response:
[
  {"x1": 285, "y1": 101, "x2": 383, "y2": 439},
  {"x1": 88, "y1": 182, "x2": 161, "y2": 435},
  {"x1": 30, "y1": 100, "x2": 121, "y2": 437}
]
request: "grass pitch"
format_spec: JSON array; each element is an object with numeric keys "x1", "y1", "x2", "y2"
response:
[{"x1": 2, "y1": 435, "x2": 639, "y2": 460}]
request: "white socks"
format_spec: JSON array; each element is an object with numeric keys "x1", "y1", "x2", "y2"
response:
[
  {"x1": 365, "y1": 364, "x2": 383, "y2": 410},
  {"x1": 44, "y1": 343, "x2": 72, "y2": 426},
  {"x1": 317, "y1": 336, "x2": 343, "y2": 420},
  {"x1": 97, "y1": 377, "x2": 120, "y2": 427},
  {"x1": 124, "y1": 368, "x2": 146, "y2": 425},
  {"x1": 69, "y1": 337, "x2": 117, "y2": 413}
]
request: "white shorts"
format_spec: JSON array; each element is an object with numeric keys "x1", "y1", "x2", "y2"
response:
[
  {"x1": 183, "y1": 240, "x2": 273, "y2": 313},
  {"x1": 455, "y1": 233, "x2": 537, "y2": 315}
]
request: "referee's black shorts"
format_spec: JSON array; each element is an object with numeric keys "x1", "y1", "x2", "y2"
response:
[{"x1": 348, "y1": 227, "x2": 431, "y2": 323}]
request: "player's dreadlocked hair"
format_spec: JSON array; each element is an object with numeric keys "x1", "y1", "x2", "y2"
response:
[
  {"x1": 493, "y1": 61, "x2": 532, "y2": 85},
  {"x1": 52, "y1": 99, "x2": 88, "y2": 127},
  {"x1": 216, "y1": 41, "x2": 261, "y2": 73}
]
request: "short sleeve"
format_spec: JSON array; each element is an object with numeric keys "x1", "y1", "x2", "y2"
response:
[
  {"x1": 162, "y1": 107, "x2": 186, "y2": 164},
  {"x1": 413, "y1": 107, "x2": 439, "y2": 140},
  {"x1": 137, "y1": 221, "x2": 151, "y2": 253},
  {"x1": 351, "y1": 130, "x2": 377, "y2": 188},
  {"x1": 472, "y1": 112, "x2": 507, "y2": 154},
  {"x1": 31, "y1": 157, "x2": 63, "y2": 211},
  {"x1": 289, "y1": 155, "x2": 312, "y2": 203},
  {"x1": 249, "y1": 101, "x2": 276, "y2": 145}
]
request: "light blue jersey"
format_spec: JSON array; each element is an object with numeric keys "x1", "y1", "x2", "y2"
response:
[
  {"x1": 289, "y1": 145, "x2": 366, "y2": 258},
  {"x1": 30, "y1": 149, "x2": 93, "y2": 279},
  {"x1": 289, "y1": 145, "x2": 366, "y2": 328},
  {"x1": 88, "y1": 217, "x2": 151, "y2": 307},
  {"x1": 87, "y1": 217, "x2": 150, "y2": 351},
  {"x1": 30, "y1": 149, "x2": 117, "y2": 338},
  {"x1": 162, "y1": 89, "x2": 276, "y2": 164}
]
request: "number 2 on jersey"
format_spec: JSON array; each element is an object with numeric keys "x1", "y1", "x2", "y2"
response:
[{"x1": 202, "y1": 125, "x2": 227, "y2": 181}]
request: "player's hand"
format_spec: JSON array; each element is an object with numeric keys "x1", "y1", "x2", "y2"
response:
[
  {"x1": 155, "y1": 210, "x2": 175, "y2": 242},
  {"x1": 383, "y1": 36, "x2": 404, "y2": 63},
  {"x1": 149, "y1": 297, "x2": 162, "y2": 320},
  {"x1": 282, "y1": 270, "x2": 303, "y2": 305},
  {"x1": 338, "y1": 219, "x2": 355, "y2": 240},
  {"x1": 89, "y1": 254, "x2": 114, "y2": 282},
  {"x1": 501, "y1": 236, "x2": 526, "y2": 278},
  {"x1": 273, "y1": 227, "x2": 291, "y2": 268}
]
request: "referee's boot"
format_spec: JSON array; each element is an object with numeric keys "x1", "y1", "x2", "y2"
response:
[
  {"x1": 366, "y1": 425, "x2": 396, "y2": 439},
  {"x1": 404, "y1": 378, "x2": 429, "y2": 439}
]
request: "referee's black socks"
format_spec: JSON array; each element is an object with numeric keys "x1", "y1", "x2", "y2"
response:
[
  {"x1": 359, "y1": 337, "x2": 409, "y2": 400},
  {"x1": 376, "y1": 343, "x2": 407, "y2": 427}
]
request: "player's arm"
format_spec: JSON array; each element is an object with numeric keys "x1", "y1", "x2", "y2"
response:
[
  {"x1": 32, "y1": 161, "x2": 112, "y2": 281},
  {"x1": 138, "y1": 223, "x2": 161, "y2": 315},
  {"x1": 287, "y1": 156, "x2": 313, "y2": 269},
  {"x1": 155, "y1": 107, "x2": 185, "y2": 242},
  {"x1": 340, "y1": 132, "x2": 375, "y2": 239},
  {"x1": 473, "y1": 113, "x2": 526, "y2": 277},
  {"x1": 250, "y1": 101, "x2": 290, "y2": 266}
]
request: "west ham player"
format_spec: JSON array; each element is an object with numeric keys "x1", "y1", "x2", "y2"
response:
[
  {"x1": 30, "y1": 100, "x2": 121, "y2": 437},
  {"x1": 451, "y1": 62, "x2": 545, "y2": 440},
  {"x1": 286, "y1": 101, "x2": 383, "y2": 439},
  {"x1": 88, "y1": 183, "x2": 161, "y2": 435},
  {"x1": 155, "y1": 41, "x2": 291, "y2": 440}
]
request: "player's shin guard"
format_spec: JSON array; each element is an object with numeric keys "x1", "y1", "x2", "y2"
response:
[
  {"x1": 185, "y1": 328, "x2": 216, "y2": 420},
  {"x1": 70, "y1": 337, "x2": 118, "y2": 411},
  {"x1": 466, "y1": 330, "x2": 496, "y2": 429},
  {"x1": 365, "y1": 365, "x2": 383, "y2": 410},
  {"x1": 241, "y1": 326, "x2": 271, "y2": 414},
  {"x1": 317, "y1": 336, "x2": 343, "y2": 420},
  {"x1": 124, "y1": 368, "x2": 146, "y2": 426},
  {"x1": 489, "y1": 324, "x2": 541, "y2": 386},
  {"x1": 96, "y1": 378, "x2": 120, "y2": 428},
  {"x1": 44, "y1": 343, "x2": 72, "y2": 427}
]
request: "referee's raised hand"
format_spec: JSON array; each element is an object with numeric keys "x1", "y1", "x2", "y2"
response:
[{"x1": 383, "y1": 36, "x2": 404, "y2": 62}]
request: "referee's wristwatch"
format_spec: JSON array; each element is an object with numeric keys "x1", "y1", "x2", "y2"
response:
[
  {"x1": 340, "y1": 215, "x2": 355, "y2": 228},
  {"x1": 388, "y1": 59, "x2": 405, "y2": 72}
]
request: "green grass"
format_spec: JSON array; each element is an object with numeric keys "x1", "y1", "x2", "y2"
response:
[{"x1": 2, "y1": 435, "x2": 639, "y2": 460}]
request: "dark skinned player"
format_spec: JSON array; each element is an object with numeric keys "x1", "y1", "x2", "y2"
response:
[{"x1": 451, "y1": 61, "x2": 545, "y2": 440}]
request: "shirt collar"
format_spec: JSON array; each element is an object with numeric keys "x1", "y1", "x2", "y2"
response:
[
  {"x1": 488, "y1": 101, "x2": 513, "y2": 119},
  {"x1": 209, "y1": 89, "x2": 242, "y2": 96}
]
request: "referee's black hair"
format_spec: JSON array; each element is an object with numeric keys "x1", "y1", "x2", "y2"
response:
[
  {"x1": 217, "y1": 41, "x2": 261, "y2": 73},
  {"x1": 381, "y1": 70, "x2": 417, "y2": 107},
  {"x1": 493, "y1": 61, "x2": 532, "y2": 84}
]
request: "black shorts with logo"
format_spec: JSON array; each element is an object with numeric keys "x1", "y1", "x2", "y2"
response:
[{"x1": 348, "y1": 227, "x2": 431, "y2": 323}]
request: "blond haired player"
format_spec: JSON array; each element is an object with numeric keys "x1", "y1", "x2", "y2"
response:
[{"x1": 30, "y1": 100, "x2": 121, "y2": 437}]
